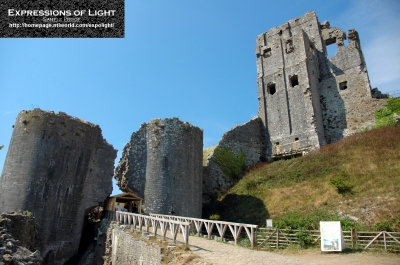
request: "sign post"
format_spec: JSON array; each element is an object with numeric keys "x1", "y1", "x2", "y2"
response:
[{"x1": 320, "y1": 221, "x2": 345, "y2": 252}]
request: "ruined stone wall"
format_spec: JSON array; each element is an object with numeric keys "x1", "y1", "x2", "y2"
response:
[
  {"x1": 256, "y1": 12, "x2": 325, "y2": 160},
  {"x1": 115, "y1": 118, "x2": 203, "y2": 218},
  {"x1": 202, "y1": 117, "x2": 264, "y2": 203},
  {"x1": 318, "y1": 26, "x2": 386, "y2": 142},
  {"x1": 103, "y1": 222, "x2": 190, "y2": 265},
  {"x1": 106, "y1": 224, "x2": 163, "y2": 265},
  {"x1": 256, "y1": 11, "x2": 385, "y2": 159},
  {"x1": 0, "y1": 108, "x2": 117, "y2": 265},
  {"x1": 0, "y1": 212, "x2": 37, "y2": 251},
  {"x1": 0, "y1": 212, "x2": 42, "y2": 264}
]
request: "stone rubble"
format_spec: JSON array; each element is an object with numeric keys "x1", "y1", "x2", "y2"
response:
[{"x1": 0, "y1": 212, "x2": 42, "y2": 265}]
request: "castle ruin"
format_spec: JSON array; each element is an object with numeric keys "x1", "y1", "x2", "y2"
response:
[
  {"x1": 201, "y1": 11, "x2": 386, "y2": 202},
  {"x1": 256, "y1": 11, "x2": 385, "y2": 160},
  {"x1": 114, "y1": 118, "x2": 203, "y2": 218},
  {"x1": 0, "y1": 11, "x2": 389, "y2": 264},
  {"x1": 202, "y1": 117, "x2": 264, "y2": 202},
  {"x1": 0, "y1": 109, "x2": 116, "y2": 264}
]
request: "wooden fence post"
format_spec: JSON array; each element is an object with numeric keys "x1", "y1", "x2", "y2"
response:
[
  {"x1": 276, "y1": 229, "x2": 279, "y2": 249},
  {"x1": 351, "y1": 228, "x2": 357, "y2": 249},
  {"x1": 384, "y1": 232, "x2": 387, "y2": 251}
]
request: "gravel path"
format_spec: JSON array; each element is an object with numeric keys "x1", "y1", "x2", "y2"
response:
[
  {"x1": 169, "y1": 233, "x2": 400, "y2": 265},
  {"x1": 172, "y1": 234, "x2": 316, "y2": 265}
]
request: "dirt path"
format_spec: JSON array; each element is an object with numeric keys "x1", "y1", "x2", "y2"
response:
[
  {"x1": 184, "y1": 235, "x2": 315, "y2": 265},
  {"x1": 282, "y1": 249, "x2": 400, "y2": 265},
  {"x1": 169, "y1": 234, "x2": 400, "y2": 265}
]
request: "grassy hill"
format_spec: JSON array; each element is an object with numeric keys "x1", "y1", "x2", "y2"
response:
[{"x1": 203, "y1": 125, "x2": 400, "y2": 231}]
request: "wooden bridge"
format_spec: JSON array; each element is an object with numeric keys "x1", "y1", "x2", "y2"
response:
[
  {"x1": 150, "y1": 213, "x2": 258, "y2": 247},
  {"x1": 104, "y1": 211, "x2": 258, "y2": 247}
]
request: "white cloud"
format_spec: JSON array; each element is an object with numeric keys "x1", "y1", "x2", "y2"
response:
[{"x1": 2, "y1": 110, "x2": 18, "y2": 116}]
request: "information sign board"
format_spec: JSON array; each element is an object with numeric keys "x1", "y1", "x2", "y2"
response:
[{"x1": 320, "y1": 221, "x2": 345, "y2": 251}]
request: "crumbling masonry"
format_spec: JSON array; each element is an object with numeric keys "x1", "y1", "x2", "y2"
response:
[
  {"x1": 256, "y1": 11, "x2": 385, "y2": 160},
  {"x1": 0, "y1": 11, "x2": 389, "y2": 264},
  {"x1": 202, "y1": 117, "x2": 264, "y2": 203},
  {"x1": 202, "y1": 11, "x2": 386, "y2": 202},
  {"x1": 115, "y1": 118, "x2": 203, "y2": 218},
  {"x1": 0, "y1": 109, "x2": 116, "y2": 265}
]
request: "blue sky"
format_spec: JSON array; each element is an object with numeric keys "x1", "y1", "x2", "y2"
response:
[{"x1": 1, "y1": 0, "x2": 399, "y2": 195}]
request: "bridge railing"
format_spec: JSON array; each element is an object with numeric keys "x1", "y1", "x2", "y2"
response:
[
  {"x1": 103, "y1": 211, "x2": 190, "y2": 245},
  {"x1": 150, "y1": 213, "x2": 258, "y2": 247}
]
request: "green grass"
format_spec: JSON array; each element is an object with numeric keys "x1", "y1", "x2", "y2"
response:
[
  {"x1": 203, "y1": 126, "x2": 400, "y2": 230},
  {"x1": 375, "y1": 97, "x2": 400, "y2": 128}
]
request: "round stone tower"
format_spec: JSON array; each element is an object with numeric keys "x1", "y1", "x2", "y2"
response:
[
  {"x1": 0, "y1": 108, "x2": 116, "y2": 265},
  {"x1": 115, "y1": 118, "x2": 203, "y2": 218}
]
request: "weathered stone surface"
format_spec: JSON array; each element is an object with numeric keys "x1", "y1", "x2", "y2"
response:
[
  {"x1": 256, "y1": 11, "x2": 385, "y2": 160},
  {"x1": 0, "y1": 212, "x2": 42, "y2": 265},
  {"x1": 0, "y1": 109, "x2": 117, "y2": 265},
  {"x1": 0, "y1": 212, "x2": 37, "y2": 251},
  {"x1": 115, "y1": 118, "x2": 203, "y2": 218},
  {"x1": 108, "y1": 224, "x2": 163, "y2": 265},
  {"x1": 370, "y1": 88, "x2": 389, "y2": 99},
  {"x1": 319, "y1": 27, "x2": 386, "y2": 143},
  {"x1": 202, "y1": 117, "x2": 264, "y2": 203},
  {"x1": 103, "y1": 222, "x2": 191, "y2": 265}
]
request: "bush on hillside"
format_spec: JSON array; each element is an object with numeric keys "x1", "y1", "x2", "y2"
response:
[
  {"x1": 330, "y1": 176, "x2": 354, "y2": 194},
  {"x1": 295, "y1": 229, "x2": 313, "y2": 248},
  {"x1": 273, "y1": 210, "x2": 357, "y2": 231},
  {"x1": 375, "y1": 97, "x2": 400, "y2": 128},
  {"x1": 214, "y1": 147, "x2": 246, "y2": 180}
]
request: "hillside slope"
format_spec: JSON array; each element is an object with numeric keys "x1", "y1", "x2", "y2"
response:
[{"x1": 203, "y1": 126, "x2": 400, "y2": 230}]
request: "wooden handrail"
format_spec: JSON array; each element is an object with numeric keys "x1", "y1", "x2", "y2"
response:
[
  {"x1": 150, "y1": 213, "x2": 258, "y2": 247},
  {"x1": 104, "y1": 211, "x2": 190, "y2": 245}
]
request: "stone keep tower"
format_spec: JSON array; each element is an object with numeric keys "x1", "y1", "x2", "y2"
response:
[
  {"x1": 0, "y1": 109, "x2": 117, "y2": 265},
  {"x1": 115, "y1": 118, "x2": 203, "y2": 218},
  {"x1": 256, "y1": 11, "x2": 384, "y2": 160}
]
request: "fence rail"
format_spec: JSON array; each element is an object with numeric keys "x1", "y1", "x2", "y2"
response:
[
  {"x1": 104, "y1": 211, "x2": 400, "y2": 252},
  {"x1": 357, "y1": 231, "x2": 400, "y2": 251},
  {"x1": 104, "y1": 211, "x2": 190, "y2": 245},
  {"x1": 150, "y1": 213, "x2": 258, "y2": 247},
  {"x1": 257, "y1": 228, "x2": 400, "y2": 252}
]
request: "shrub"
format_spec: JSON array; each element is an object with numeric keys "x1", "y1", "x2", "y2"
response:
[
  {"x1": 375, "y1": 97, "x2": 400, "y2": 128},
  {"x1": 238, "y1": 237, "x2": 252, "y2": 248},
  {"x1": 330, "y1": 176, "x2": 353, "y2": 194},
  {"x1": 386, "y1": 97, "x2": 400, "y2": 113},
  {"x1": 295, "y1": 229, "x2": 313, "y2": 248},
  {"x1": 214, "y1": 147, "x2": 246, "y2": 180},
  {"x1": 373, "y1": 220, "x2": 394, "y2": 232},
  {"x1": 209, "y1": 213, "x2": 221, "y2": 220},
  {"x1": 273, "y1": 210, "x2": 357, "y2": 231}
]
